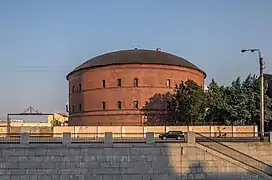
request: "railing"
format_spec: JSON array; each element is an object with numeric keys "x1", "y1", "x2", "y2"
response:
[
  {"x1": 71, "y1": 133, "x2": 104, "y2": 143},
  {"x1": 30, "y1": 133, "x2": 63, "y2": 144},
  {"x1": 195, "y1": 131, "x2": 267, "y2": 142},
  {"x1": 0, "y1": 132, "x2": 187, "y2": 144},
  {"x1": 0, "y1": 133, "x2": 20, "y2": 144},
  {"x1": 196, "y1": 132, "x2": 272, "y2": 176},
  {"x1": 0, "y1": 131, "x2": 269, "y2": 144}
]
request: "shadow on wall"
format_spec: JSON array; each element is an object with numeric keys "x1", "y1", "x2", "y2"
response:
[
  {"x1": 142, "y1": 92, "x2": 179, "y2": 126},
  {"x1": 183, "y1": 161, "x2": 271, "y2": 180},
  {"x1": 140, "y1": 146, "x2": 271, "y2": 180},
  {"x1": 2, "y1": 141, "x2": 271, "y2": 179}
]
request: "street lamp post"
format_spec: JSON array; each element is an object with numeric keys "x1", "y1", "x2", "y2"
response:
[{"x1": 241, "y1": 49, "x2": 265, "y2": 140}]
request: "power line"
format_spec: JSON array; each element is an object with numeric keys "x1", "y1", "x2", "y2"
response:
[{"x1": 4, "y1": 66, "x2": 74, "y2": 73}]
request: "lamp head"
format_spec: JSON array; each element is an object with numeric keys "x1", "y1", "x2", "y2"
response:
[{"x1": 241, "y1": 49, "x2": 247, "y2": 53}]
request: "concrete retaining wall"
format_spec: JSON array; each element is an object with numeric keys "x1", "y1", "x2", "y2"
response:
[
  {"x1": 222, "y1": 142, "x2": 272, "y2": 165},
  {"x1": 0, "y1": 142, "x2": 270, "y2": 179}
]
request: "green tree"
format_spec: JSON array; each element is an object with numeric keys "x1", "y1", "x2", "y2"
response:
[
  {"x1": 205, "y1": 79, "x2": 230, "y2": 124},
  {"x1": 175, "y1": 80, "x2": 206, "y2": 125},
  {"x1": 227, "y1": 77, "x2": 251, "y2": 122},
  {"x1": 223, "y1": 74, "x2": 272, "y2": 124},
  {"x1": 241, "y1": 74, "x2": 259, "y2": 124},
  {"x1": 173, "y1": 73, "x2": 272, "y2": 126},
  {"x1": 142, "y1": 92, "x2": 177, "y2": 126},
  {"x1": 240, "y1": 73, "x2": 272, "y2": 123}
]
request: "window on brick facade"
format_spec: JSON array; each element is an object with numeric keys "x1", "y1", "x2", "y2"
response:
[
  {"x1": 79, "y1": 104, "x2": 82, "y2": 111},
  {"x1": 166, "y1": 79, "x2": 171, "y2": 87},
  {"x1": 134, "y1": 78, "x2": 138, "y2": 87},
  {"x1": 117, "y1": 101, "x2": 122, "y2": 109},
  {"x1": 102, "y1": 80, "x2": 106, "y2": 88},
  {"x1": 79, "y1": 84, "x2": 82, "y2": 92},
  {"x1": 102, "y1": 102, "x2": 106, "y2": 110},
  {"x1": 117, "y1": 79, "x2": 122, "y2": 87},
  {"x1": 134, "y1": 101, "x2": 139, "y2": 109},
  {"x1": 72, "y1": 105, "x2": 75, "y2": 112},
  {"x1": 72, "y1": 86, "x2": 75, "y2": 93}
]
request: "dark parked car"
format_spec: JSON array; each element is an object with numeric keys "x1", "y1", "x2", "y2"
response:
[{"x1": 159, "y1": 131, "x2": 185, "y2": 140}]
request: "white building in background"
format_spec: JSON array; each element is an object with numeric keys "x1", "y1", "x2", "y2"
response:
[{"x1": 204, "y1": 85, "x2": 208, "y2": 92}]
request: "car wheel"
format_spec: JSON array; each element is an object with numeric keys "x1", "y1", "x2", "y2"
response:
[
  {"x1": 162, "y1": 136, "x2": 167, "y2": 140},
  {"x1": 177, "y1": 136, "x2": 182, "y2": 140}
]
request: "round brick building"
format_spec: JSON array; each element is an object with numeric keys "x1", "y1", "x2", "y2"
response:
[{"x1": 66, "y1": 49, "x2": 206, "y2": 126}]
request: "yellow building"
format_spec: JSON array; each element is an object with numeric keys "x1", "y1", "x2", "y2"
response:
[
  {"x1": 10, "y1": 122, "x2": 51, "y2": 127},
  {"x1": 0, "y1": 121, "x2": 52, "y2": 127},
  {"x1": 0, "y1": 121, "x2": 52, "y2": 134},
  {"x1": 48, "y1": 113, "x2": 68, "y2": 126}
]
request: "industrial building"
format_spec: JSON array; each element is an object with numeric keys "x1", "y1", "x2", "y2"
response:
[{"x1": 66, "y1": 49, "x2": 206, "y2": 126}]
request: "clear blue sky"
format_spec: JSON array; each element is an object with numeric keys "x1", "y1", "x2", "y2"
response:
[{"x1": 0, "y1": 0, "x2": 271, "y2": 121}]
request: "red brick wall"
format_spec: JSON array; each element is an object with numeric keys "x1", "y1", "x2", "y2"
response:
[{"x1": 67, "y1": 64, "x2": 205, "y2": 125}]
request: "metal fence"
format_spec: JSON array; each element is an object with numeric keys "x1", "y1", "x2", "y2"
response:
[
  {"x1": 0, "y1": 131, "x2": 268, "y2": 144},
  {"x1": 29, "y1": 133, "x2": 63, "y2": 144},
  {"x1": 0, "y1": 132, "x2": 183, "y2": 144},
  {"x1": 0, "y1": 133, "x2": 20, "y2": 144},
  {"x1": 195, "y1": 131, "x2": 269, "y2": 142}
]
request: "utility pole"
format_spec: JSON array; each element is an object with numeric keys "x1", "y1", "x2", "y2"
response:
[
  {"x1": 241, "y1": 49, "x2": 265, "y2": 140},
  {"x1": 260, "y1": 56, "x2": 265, "y2": 140}
]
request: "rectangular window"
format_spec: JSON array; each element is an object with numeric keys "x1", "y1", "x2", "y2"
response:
[
  {"x1": 79, "y1": 84, "x2": 82, "y2": 91},
  {"x1": 72, "y1": 105, "x2": 75, "y2": 112},
  {"x1": 102, "y1": 102, "x2": 106, "y2": 110},
  {"x1": 166, "y1": 79, "x2": 170, "y2": 88},
  {"x1": 134, "y1": 101, "x2": 139, "y2": 109},
  {"x1": 72, "y1": 86, "x2": 75, "y2": 93},
  {"x1": 79, "y1": 104, "x2": 82, "y2": 111},
  {"x1": 134, "y1": 78, "x2": 138, "y2": 87},
  {"x1": 117, "y1": 79, "x2": 122, "y2": 87},
  {"x1": 102, "y1": 80, "x2": 106, "y2": 88},
  {"x1": 117, "y1": 101, "x2": 122, "y2": 109}
]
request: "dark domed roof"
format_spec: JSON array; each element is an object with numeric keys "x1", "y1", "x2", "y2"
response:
[{"x1": 67, "y1": 49, "x2": 206, "y2": 78}]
